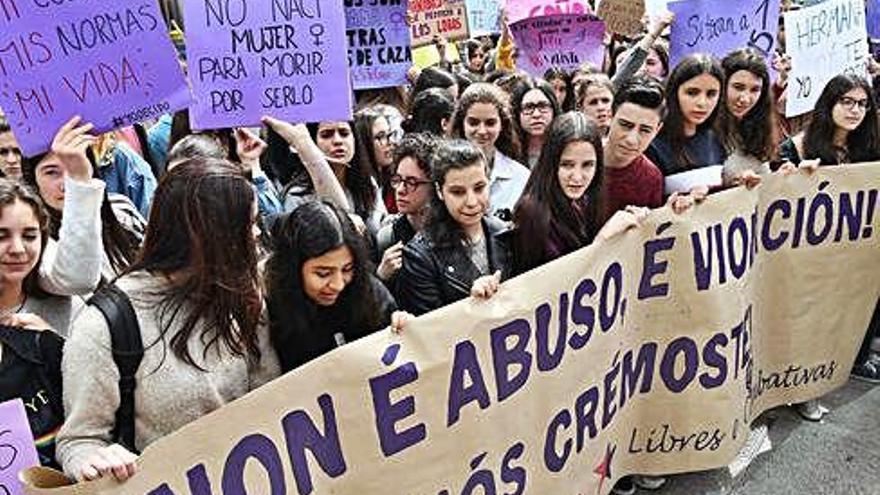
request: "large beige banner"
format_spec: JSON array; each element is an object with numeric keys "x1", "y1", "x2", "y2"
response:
[{"x1": 23, "y1": 164, "x2": 880, "y2": 495}]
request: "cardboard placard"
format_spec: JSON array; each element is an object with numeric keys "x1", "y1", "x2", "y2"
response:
[
  {"x1": 183, "y1": 0, "x2": 353, "y2": 129},
  {"x1": 0, "y1": 0, "x2": 190, "y2": 156},
  {"x1": 408, "y1": 0, "x2": 469, "y2": 48},
  {"x1": 506, "y1": 0, "x2": 593, "y2": 23},
  {"x1": 21, "y1": 163, "x2": 880, "y2": 495},
  {"x1": 597, "y1": 0, "x2": 646, "y2": 36},
  {"x1": 510, "y1": 15, "x2": 606, "y2": 77}
]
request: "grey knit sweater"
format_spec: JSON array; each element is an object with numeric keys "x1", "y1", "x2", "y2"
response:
[{"x1": 56, "y1": 271, "x2": 280, "y2": 478}]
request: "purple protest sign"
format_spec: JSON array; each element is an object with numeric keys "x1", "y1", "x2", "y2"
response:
[
  {"x1": 868, "y1": 0, "x2": 880, "y2": 39},
  {"x1": 184, "y1": 0, "x2": 352, "y2": 129},
  {"x1": 668, "y1": 0, "x2": 780, "y2": 69},
  {"x1": 0, "y1": 0, "x2": 190, "y2": 157},
  {"x1": 506, "y1": 0, "x2": 593, "y2": 24},
  {"x1": 346, "y1": 0, "x2": 412, "y2": 90},
  {"x1": 510, "y1": 15, "x2": 606, "y2": 78},
  {"x1": 0, "y1": 399, "x2": 40, "y2": 495}
]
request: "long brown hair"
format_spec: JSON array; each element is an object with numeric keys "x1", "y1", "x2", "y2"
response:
[
  {"x1": 125, "y1": 157, "x2": 262, "y2": 368},
  {"x1": 0, "y1": 179, "x2": 50, "y2": 299},
  {"x1": 452, "y1": 82, "x2": 522, "y2": 160}
]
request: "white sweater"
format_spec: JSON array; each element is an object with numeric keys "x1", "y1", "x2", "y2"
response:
[{"x1": 56, "y1": 271, "x2": 280, "y2": 478}]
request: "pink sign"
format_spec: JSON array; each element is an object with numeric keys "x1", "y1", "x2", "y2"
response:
[
  {"x1": 0, "y1": 399, "x2": 40, "y2": 495},
  {"x1": 507, "y1": 0, "x2": 594, "y2": 23},
  {"x1": 510, "y1": 15, "x2": 606, "y2": 77}
]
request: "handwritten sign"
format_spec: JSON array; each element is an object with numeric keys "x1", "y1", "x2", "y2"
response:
[
  {"x1": 868, "y1": 0, "x2": 880, "y2": 39},
  {"x1": 183, "y1": 0, "x2": 353, "y2": 129},
  {"x1": 510, "y1": 15, "x2": 606, "y2": 77},
  {"x1": 346, "y1": 0, "x2": 412, "y2": 90},
  {"x1": 0, "y1": 0, "x2": 190, "y2": 157},
  {"x1": 0, "y1": 399, "x2": 40, "y2": 495},
  {"x1": 408, "y1": 0, "x2": 469, "y2": 48},
  {"x1": 784, "y1": 0, "x2": 869, "y2": 117},
  {"x1": 507, "y1": 0, "x2": 593, "y2": 23},
  {"x1": 466, "y1": 0, "x2": 501, "y2": 36},
  {"x1": 668, "y1": 0, "x2": 780, "y2": 69},
  {"x1": 18, "y1": 163, "x2": 880, "y2": 495},
  {"x1": 597, "y1": 0, "x2": 646, "y2": 36}
]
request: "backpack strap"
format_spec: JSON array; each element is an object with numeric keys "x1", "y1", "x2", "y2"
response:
[{"x1": 87, "y1": 284, "x2": 143, "y2": 454}]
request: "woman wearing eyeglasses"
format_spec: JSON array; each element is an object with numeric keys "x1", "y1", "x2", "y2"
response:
[
  {"x1": 354, "y1": 107, "x2": 399, "y2": 214},
  {"x1": 0, "y1": 116, "x2": 23, "y2": 181},
  {"x1": 511, "y1": 78, "x2": 560, "y2": 168},
  {"x1": 779, "y1": 74, "x2": 880, "y2": 166},
  {"x1": 376, "y1": 133, "x2": 436, "y2": 288}
]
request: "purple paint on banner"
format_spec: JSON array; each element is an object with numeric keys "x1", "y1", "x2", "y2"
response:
[
  {"x1": 668, "y1": 0, "x2": 779, "y2": 68},
  {"x1": 0, "y1": 0, "x2": 190, "y2": 157},
  {"x1": 346, "y1": 1, "x2": 412, "y2": 90},
  {"x1": 184, "y1": 0, "x2": 352, "y2": 129},
  {"x1": 0, "y1": 399, "x2": 40, "y2": 495},
  {"x1": 510, "y1": 15, "x2": 606, "y2": 78},
  {"x1": 507, "y1": 0, "x2": 593, "y2": 24},
  {"x1": 868, "y1": 0, "x2": 880, "y2": 40}
]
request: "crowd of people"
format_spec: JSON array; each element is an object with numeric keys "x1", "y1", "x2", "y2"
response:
[{"x1": 0, "y1": 0, "x2": 878, "y2": 493}]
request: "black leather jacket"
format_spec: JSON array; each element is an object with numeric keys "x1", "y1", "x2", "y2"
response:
[{"x1": 399, "y1": 217, "x2": 512, "y2": 315}]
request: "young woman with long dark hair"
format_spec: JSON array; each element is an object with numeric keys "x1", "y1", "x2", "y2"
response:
[
  {"x1": 511, "y1": 77, "x2": 560, "y2": 168},
  {"x1": 266, "y1": 200, "x2": 396, "y2": 372},
  {"x1": 780, "y1": 74, "x2": 880, "y2": 166},
  {"x1": 57, "y1": 157, "x2": 279, "y2": 482},
  {"x1": 353, "y1": 107, "x2": 397, "y2": 213},
  {"x1": 399, "y1": 140, "x2": 512, "y2": 315},
  {"x1": 646, "y1": 53, "x2": 728, "y2": 176},
  {"x1": 402, "y1": 88, "x2": 455, "y2": 136},
  {"x1": 544, "y1": 67, "x2": 575, "y2": 111}
]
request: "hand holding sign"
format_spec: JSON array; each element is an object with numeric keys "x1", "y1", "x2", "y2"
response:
[{"x1": 49, "y1": 116, "x2": 96, "y2": 183}]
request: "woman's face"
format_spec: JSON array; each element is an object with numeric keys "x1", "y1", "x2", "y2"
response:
[
  {"x1": 642, "y1": 49, "x2": 666, "y2": 78},
  {"x1": 439, "y1": 162, "x2": 490, "y2": 230},
  {"x1": 580, "y1": 85, "x2": 614, "y2": 130},
  {"x1": 726, "y1": 69, "x2": 763, "y2": 119},
  {"x1": 519, "y1": 89, "x2": 554, "y2": 138},
  {"x1": 34, "y1": 154, "x2": 66, "y2": 211},
  {"x1": 832, "y1": 87, "x2": 869, "y2": 132},
  {"x1": 393, "y1": 156, "x2": 432, "y2": 215},
  {"x1": 0, "y1": 200, "x2": 42, "y2": 286},
  {"x1": 0, "y1": 132, "x2": 23, "y2": 181},
  {"x1": 550, "y1": 77, "x2": 568, "y2": 108},
  {"x1": 468, "y1": 49, "x2": 486, "y2": 72},
  {"x1": 677, "y1": 73, "x2": 722, "y2": 128},
  {"x1": 301, "y1": 245, "x2": 355, "y2": 307},
  {"x1": 315, "y1": 122, "x2": 355, "y2": 164},
  {"x1": 557, "y1": 141, "x2": 597, "y2": 201},
  {"x1": 371, "y1": 117, "x2": 394, "y2": 169},
  {"x1": 463, "y1": 102, "x2": 502, "y2": 155}
]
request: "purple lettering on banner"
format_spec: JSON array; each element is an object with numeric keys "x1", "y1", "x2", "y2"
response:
[
  {"x1": 506, "y1": 0, "x2": 593, "y2": 24},
  {"x1": 346, "y1": 0, "x2": 412, "y2": 90},
  {"x1": 510, "y1": 15, "x2": 606, "y2": 78},
  {"x1": 667, "y1": 0, "x2": 780, "y2": 69},
  {"x1": 0, "y1": 0, "x2": 190, "y2": 156},
  {"x1": 0, "y1": 399, "x2": 40, "y2": 495},
  {"x1": 184, "y1": 0, "x2": 352, "y2": 129},
  {"x1": 868, "y1": 0, "x2": 880, "y2": 40}
]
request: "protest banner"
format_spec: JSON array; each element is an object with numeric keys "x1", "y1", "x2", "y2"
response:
[
  {"x1": 784, "y1": 0, "x2": 870, "y2": 117},
  {"x1": 868, "y1": 0, "x2": 880, "y2": 40},
  {"x1": 0, "y1": 399, "x2": 40, "y2": 495},
  {"x1": 465, "y1": 0, "x2": 501, "y2": 36},
  {"x1": 507, "y1": 0, "x2": 593, "y2": 24},
  {"x1": 183, "y1": 0, "x2": 352, "y2": 130},
  {"x1": 408, "y1": 0, "x2": 469, "y2": 48},
  {"x1": 510, "y1": 15, "x2": 606, "y2": 78},
  {"x1": 0, "y1": 0, "x2": 190, "y2": 157},
  {"x1": 20, "y1": 163, "x2": 880, "y2": 495},
  {"x1": 346, "y1": 0, "x2": 412, "y2": 90},
  {"x1": 667, "y1": 0, "x2": 780, "y2": 70},
  {"x1": 597, "y1": 0, "x2": 646, "y2": 36}
]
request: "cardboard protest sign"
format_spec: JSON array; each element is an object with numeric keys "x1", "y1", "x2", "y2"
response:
[
  {"x1": 597, "y1": 0, "x2": 646, "y2": 36},
  {"x1": 0, "y1": 0, "x2": 189, "y2": 157},
  {"x1": 21, "y1": 163, "x2": 880, "y2": 495},
  {"x1": 183, "y1": 0, "x2": 352, "y2": 129},
  {"x1": 408, "y1": 0, "x2": 469, "y2": 48},
  {"x1": 507, "y1": 0, "x2": 593, "y2": 24},
  {"x1": 667, "y1": 0, "x2": 780, "y2": 69},
  {"x1": 0, "y1": 399, "x2": 40, "y2": 495},
  {"x1": 346, "y1": 0, "x2": 412, "y2": 90},
  {"x1": 511, "y1": 15, "x2": 606, "y2": 77},
  {"x1": 784, "y1": 0, "x2": 869, "y2": 117},
  {"x1": 466, "y1": 0, "x2": 501, "y2": 36},
  {"x1": 868, "y1": 0, "x2": 880, "y2": 39}
]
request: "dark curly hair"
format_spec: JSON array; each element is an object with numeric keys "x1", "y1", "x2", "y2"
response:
[{"x1": 451, "y1": 82, "x2": 522, "y2": 160}]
